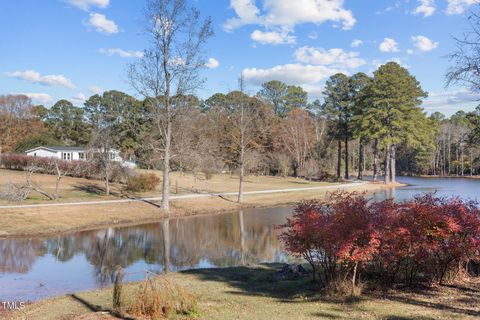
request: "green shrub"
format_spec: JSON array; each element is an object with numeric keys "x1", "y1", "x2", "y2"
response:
[{"x1": 126, "y1": 173, "x2": 160, "y2": 192}]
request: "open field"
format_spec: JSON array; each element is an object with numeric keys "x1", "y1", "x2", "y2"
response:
[
  {"x1": 0, "y1": 168, "x2": 338, "y2": 204},
  {"x1": 6, "y1": 264, "x2": 480, "y2": 320},
  {"x1": 0, "y1": 169, "x2": 399, "y2": 238}
]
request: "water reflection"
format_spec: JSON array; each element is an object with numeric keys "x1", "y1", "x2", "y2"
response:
[
  {"x1": 0, "y1": 207, "x2": 291, "y2": 301},
  {"x1": 2, "y1": 177, "x2": 479, "y2": 301}
]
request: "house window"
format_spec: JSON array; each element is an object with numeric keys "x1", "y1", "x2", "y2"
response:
[
  {"x1": 62, "y1": 152, "x2": 71, "y2": 160},
  {"x1": 34, "y1": 153, "x2": 37, "y2": 157},
  {"x1": 79, "y1": 152, "x2": 85, "y2": 160},
  {"x1": 110, "y1": 153, "x2": 115, "y2": 160}
]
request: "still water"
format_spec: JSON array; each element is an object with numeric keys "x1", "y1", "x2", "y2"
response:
[{"x1": 1, "y1": 176, "x2": 479, "y2": 301}]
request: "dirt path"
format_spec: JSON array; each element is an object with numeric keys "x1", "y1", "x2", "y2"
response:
[{"x1": 0, "y1": 181, "x2": 367, "y2": 210}]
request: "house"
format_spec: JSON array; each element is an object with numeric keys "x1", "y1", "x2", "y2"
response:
[{"x1": 24, "y1": 146, "x2": 135, "y2": 167}]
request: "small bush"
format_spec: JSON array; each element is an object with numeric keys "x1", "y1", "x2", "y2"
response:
[
  {"x1": 127, "y1": 276, "x2": 197, "y2": 319},
  {"x1": 126, "y1": 173, "x2": 160, "y2": 192}
]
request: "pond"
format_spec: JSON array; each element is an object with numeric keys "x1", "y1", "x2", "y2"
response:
[{"x1": 1, "y1": 176, "x2": 479, "y2": 301}]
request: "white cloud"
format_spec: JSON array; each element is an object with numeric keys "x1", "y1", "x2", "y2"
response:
[
  {"x1": 379, "y1": 38, "x2": 400, "y2": 52},
  {"x1": 411, "y1": 35, "x2": 438, "y2": 52},
  {"x1": 251, "y1": 29, "x2": 296, "y2": 45},
  {"x1": 70, "y1": 93, "x2": 87, "y2": 105},
  {"x1": 99, "y1": 48, "x2": 143, "y2": 58},
  {"x1": 86, "y1": 13, "x2": 118, "y2": 34},
  {"x1": 18, "y1": 93, "x2": 53, "y2": 104},
  {"x1": 65, "y1": 0, "x2": 109, "y2": 11},
  {"x1": 413, "y1": 0, "x2": 436, "y2": 17},
  {"x1": 446, "y1": 0, "x2": 480, "y2": 15},
  {"x1": 206, "y1": 58, "x2": 220, "y2": 69},
  {"x1": 89, "y1": 86, "x2": 103, "y2": 95},
  {"x1": 423, "y1": 89, "x2": 480, "y2": 110},
  {"x1": 351, "y1": 39, "x2": 363, "y2": 48},
  {"x1": 294, "y1": 46, "x2": 366, "y2": 69},
  {"x1": 224, "y1": 0, "x2": 356, "y2": 44},
  {"x1": 224, "y1": 0, "x2": 263, "y2": 31},
  {"x1": 242, "y1": 63, "x2": 340, "y2": 86},
  {"x1": 5, "y1": 70, "x2": 75, "y2": 89}
]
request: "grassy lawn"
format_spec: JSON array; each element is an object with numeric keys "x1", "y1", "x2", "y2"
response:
[
  {"x1": 0, "y1": 168, "x2": 397, "y2": 238},
  {"x1": 7, "y1": 264, "x2": 480, "y2": 320},
  {"x1": 0, "y1": 169, "x2": 335, "y2": 205}
]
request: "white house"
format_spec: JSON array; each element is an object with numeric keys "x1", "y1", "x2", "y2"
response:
[{"x1": 24, "y1": 146, "x2": 135, "y2": 167}]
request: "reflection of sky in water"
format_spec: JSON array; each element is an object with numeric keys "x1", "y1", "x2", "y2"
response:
[{"x1": 1, "y1": 177, "x2": 479, "y2": 301}]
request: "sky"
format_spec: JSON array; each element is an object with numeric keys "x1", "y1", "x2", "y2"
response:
[{"x1": 1, "y1": 0, "x2": 480, "y2": 116}]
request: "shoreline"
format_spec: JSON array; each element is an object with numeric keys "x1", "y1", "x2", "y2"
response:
[
  {"x1": 0, "y1": 181, "x2": 403, "y2": 239},
  {"x1": 6, "y1": 263, "x2": 480, "y2": 320}
]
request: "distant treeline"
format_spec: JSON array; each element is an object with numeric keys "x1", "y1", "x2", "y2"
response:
[{"x1": 1, "y1": 62, "x2": 479, "y2": 182}]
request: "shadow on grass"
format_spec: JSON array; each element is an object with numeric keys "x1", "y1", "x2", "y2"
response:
[
  {"x1": 73, "y1": 184, "x2": 115, "y2": 197},
  {"x1": 181, "y1": 263, "x2": 358, "y2": 305},
  {"x1": 70, "y1": 293, "x2": 135, "y2": 320},
  {"x1": 383, "y1": 294, "x2": 480, "y2": 318},
  {"x1": 383, "y1": 316, "x2": 435, "y2": 320},
  {"x1": 182, "y1": 264, "x2": 480, "y2": 318}
]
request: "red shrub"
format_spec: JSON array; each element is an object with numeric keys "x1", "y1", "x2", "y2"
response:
[
  {"x1": 281, "y1": 192, "x2": 480, "y2": 287},
  {"x1": 281, "y1": 191, "x2": 380, "y2": 285}
]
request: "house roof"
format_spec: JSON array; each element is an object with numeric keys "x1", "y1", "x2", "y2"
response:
[
  {"x1": 25, "y1": 146, "x2": 87, "y2": 153},
  {"x1": 25, "y1": 146, "x2": 121, "y2": 153}
]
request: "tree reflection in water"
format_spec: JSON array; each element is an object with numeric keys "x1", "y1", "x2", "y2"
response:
[{"x1": 0, "y1": 207, "x2": 292, "y2": 292}]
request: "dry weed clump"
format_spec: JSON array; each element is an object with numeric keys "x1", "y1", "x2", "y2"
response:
[{"x1": 127, "y1": 275, "x2": 197, "y2": 319}]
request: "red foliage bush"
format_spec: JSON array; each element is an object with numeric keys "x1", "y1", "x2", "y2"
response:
[{"x1": 281, "y1": 191, "x2": 480, "y2": 287}]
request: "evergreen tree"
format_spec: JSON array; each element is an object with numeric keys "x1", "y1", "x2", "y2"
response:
[{"x1": 367, "y1": 62, "x2": 428, "y2": 183}]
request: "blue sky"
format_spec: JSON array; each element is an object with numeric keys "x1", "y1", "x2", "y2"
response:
[{"x1": 1, "y1": 0, "x2": 480, "y2": 116}]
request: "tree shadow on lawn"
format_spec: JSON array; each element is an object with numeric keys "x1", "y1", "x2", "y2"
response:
[
  {"x1": 73, "y1": 184, "x2": 121, "y2": 197},
  {"x1": 182, "y1": 263, "x2": 480, "y2": 318},
  {"x1": 181, "y1": 263, "x2": 361, "y2": 304}
]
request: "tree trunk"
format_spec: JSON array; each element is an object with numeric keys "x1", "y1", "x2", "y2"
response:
[
  {"x1": 104, "y1": 162, "x2": 110, "y2": 196},
  {"x1": 357, "y1": 138, "x2": 364, "y2": 180},
  {"x1": 337, "y1": 140, "x2": 342, "y2": 179},
  {"x1": 384, "y1": 144, "x2": 391, "y2": 184},
  {"x1": 352, "y1": 262, "x2": 358, "y2": 294},
  {"x1": 161, "y1": 219, "x2": 170, "y2": 273},
  {"x1": 390, "y1": 145, "x2": 396, "y2": 183},
  {"x1": 345, "y1": 137, "x2": 349, "y2": 180},
  {"x1": 54, "y1": 163, "x2": 62, "y2": 199},
  {"x1": 470, "y1": 149, "x2": 474, "y2": 176},
  {"x1": 373, "y1": 139, "x2": 379, "y2": 181},
  {"x1": 238, "y1": 145, "x2": 245, "y2": 203},
  {"x1": 161, "y1": 120, "x2": 171, "y2": 212}
]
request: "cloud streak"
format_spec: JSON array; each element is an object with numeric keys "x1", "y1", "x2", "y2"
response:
[{"x1": 5, "y1": 70, "x2": 75, "y2": 89}]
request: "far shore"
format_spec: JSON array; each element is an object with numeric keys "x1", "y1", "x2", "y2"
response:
[{"x1": 0, "y1": 169, "x2": 403, "y2": 239}]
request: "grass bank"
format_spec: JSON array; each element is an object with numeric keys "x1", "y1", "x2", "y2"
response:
[
  {"x1": 6, "y1": 264, "x2": 480, "y2": 320},
  {"x1": 0, "y1": 169, "x2": 401, "y2": 238}
]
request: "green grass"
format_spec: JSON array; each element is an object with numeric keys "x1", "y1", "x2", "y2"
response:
[{"x1": 8, "y1": 264, "x2": 480, "y2": 320}]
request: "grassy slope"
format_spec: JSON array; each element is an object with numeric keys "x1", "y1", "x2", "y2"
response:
[
  {"x1": 0, "y1": 169, "x2": 398, "y2": 238},
  {"x1": 7, "y1": 264, "x2": 480, "y2": 320}
]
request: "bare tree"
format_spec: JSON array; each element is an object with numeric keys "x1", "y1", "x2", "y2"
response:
[
  {"x1": 0, "y1": 167, "x2": 56, "y2": 202},
  {"x1": 225, "y1": 77, "x2": 272, "y2": 203},
  {"x1": 278, "y1": 108, "x2": 315, "y2": 177},
  {"x1": 447, "y1": 11, "x2": 480, "y2": 92},
  {"x1": 128, "y1": 0, "x2": 213, "y2": 212}
]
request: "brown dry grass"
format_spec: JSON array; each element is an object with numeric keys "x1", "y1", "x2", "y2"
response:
[{"x1": 0, "y1": 168, "x2": 401, "y2": 238}]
